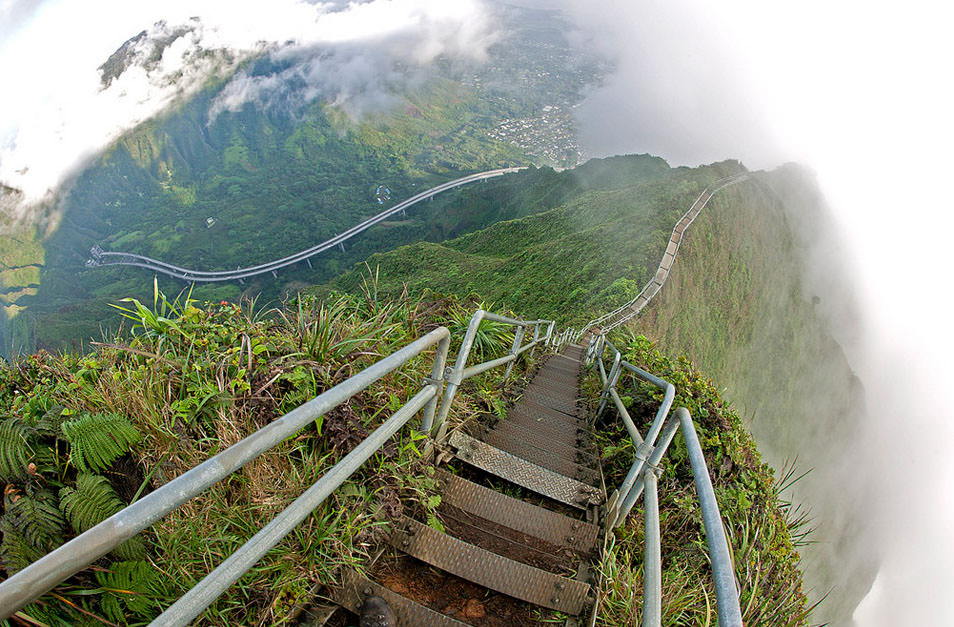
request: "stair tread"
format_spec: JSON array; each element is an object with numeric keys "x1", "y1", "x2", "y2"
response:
[
  {"x1": 390, "y1": 516, "x2": 592, "y2": 615},
  {"x1": 332, "y1": 569, "x2": 469, "y2": 627},
  {"x1": 481, "y1": 430, "x2": 599, "y2": 483},
  {"x1": 450, "y1": 432, "x2": 603, "y2": 509},
  {"x1": 435, "y1": 469, "x2": 599, "y2": 554}
]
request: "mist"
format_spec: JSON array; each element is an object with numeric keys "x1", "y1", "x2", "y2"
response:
[{"x1": 551, "y1": 1, "x2": 954, "y2": 624}]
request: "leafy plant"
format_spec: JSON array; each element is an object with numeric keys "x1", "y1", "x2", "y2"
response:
[
  {"x1": 61, "y1": 413, "x2": 141, "y2": 473},
  {"x1": 0, "y1": 417, "x2": 35, "y2": 481},
  {"x1": 60, "y1": 474, "x2": 145, "y2": 560},
  {"x1": 95, "y1": 560, "x2": 161, "y2": 623}
]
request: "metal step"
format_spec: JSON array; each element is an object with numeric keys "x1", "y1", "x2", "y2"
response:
[
  {"x1": 496, "y1": 413, "x2": 584, "y2": 449},
  {"x1": 485, "y1": 421, "x2": 598, "y2": 464},
  {"x1": 480, "y1": 430, "x2": 600, "y2": 484},
  {"x1": 332, "y1": 569, "x2": 468, "y2": 627},
  {"x1": 434, "y1": 469, "x2": 599, "y2": 555},
  {"x1": 390, "y1": 516, "x2": 592, "y2": 616},
  {"x1": 449, "y1": 432, "x2": 603, "y2": 508},
  {"x1": 519, "y1": 397, "x2": 583, "y2": 420},
  {"x1": 519, "y1": 390, "x2": 580, "y2": 415}
]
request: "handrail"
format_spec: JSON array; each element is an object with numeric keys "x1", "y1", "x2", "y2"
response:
[
  {"x1": 588, "y1": 333, "x2": 743, "y2": 627},
  {"x1": 431, "y1": 310, "x2": 553, "y2": 440},
  {"x1": 0, "y1": 306, "x2": 551, "y2": 622},
  {"x1": 577, "y1": 173, "x2": 748, "y2": 340},
  {"x1": 88, "y1": 168, "x2": 524, "y2": 283}
]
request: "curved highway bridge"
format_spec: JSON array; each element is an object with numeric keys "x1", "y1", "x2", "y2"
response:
[{"x1": 86, "y1": 167, "x2": 524, "y2": 283}]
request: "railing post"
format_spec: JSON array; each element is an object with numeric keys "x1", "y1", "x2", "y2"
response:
[
  {"x1": 528, "y1": 323, "x2": 540, "y2": 360},
  {"x1": 419, "y1": 333, "x2": 451, "y2": 433},
  {"x1": 503, "y1": 325, "x2": 526, "y2": 380},
  {"x1": 432, "y1": 310, "x2": 486, "y2": 441},
  {"x1": 680, "y1": 410, "x2": 744, "y2": 626},
  {"x1": 596, "y1": 353, "x2": 621, "y2": 417},
  {"x1": 642, "y1": 470, "x2": 662, "y2": 627}
]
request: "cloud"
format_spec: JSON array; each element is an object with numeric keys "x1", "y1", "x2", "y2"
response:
[{"x1": 0, "y1": 0, "x2": 497, "y2": 220}]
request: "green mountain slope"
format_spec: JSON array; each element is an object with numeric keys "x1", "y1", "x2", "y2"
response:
[
  {"x1": 318, "y1": 156, "x2": 745, "y2": 320},
  {"x1": 1, "y1": 5, "x2": 605, "y2": 357}
]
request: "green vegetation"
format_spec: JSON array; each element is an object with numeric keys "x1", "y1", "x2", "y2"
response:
[
  {"x1": 0, "y1": 284, "x2": 536, "y2": 625},
  {"x1": 589, "y1": 332, "x2": 810, "y2": 625},
  {"x1": 317, "y1": 157, "x2": 745, "y2": 324}
]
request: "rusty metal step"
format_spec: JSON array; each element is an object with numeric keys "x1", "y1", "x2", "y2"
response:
[
  {"x1": 449, "y1": 432, "x2": 603, "y2": 508},
  {"x1": 390, "y1": 516, "x2": 592, "y2": 616},
  {"x1": 332, "y1": 569, "x2": 468, "y2": 626},
  {"x1": 480, "y1": 430, "x2": 600, "y2": 484},
  {"x1": 501, "y1": 415, "x2": 584, "y2": 448},
  {"x1": 434, "y1": 469, "x2": 599, "y2": 555},
  {"x1": 518, "y1": 394, "x2": 580, "y2": 416}
]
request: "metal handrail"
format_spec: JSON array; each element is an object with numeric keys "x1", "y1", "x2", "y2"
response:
[
  {"x1": 431, "y1": 310, "x2": 553, "y2": 440},
  {"x1": 588, "y1": 334, "x2": 743, "y2": 627}
]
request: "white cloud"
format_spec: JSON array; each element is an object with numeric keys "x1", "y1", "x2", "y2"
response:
[{"x1": 0, "y1": 0, "x2": 496, "y2": 216}]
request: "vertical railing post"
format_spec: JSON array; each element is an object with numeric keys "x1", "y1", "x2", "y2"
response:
[
  {"x1": 432, "y1": 310, "x2": 486, "y2": 440},
  {"x1": 503, "y1": 325, "x2": 526, "y2": 380},
  {"x1": 420, "y1": 333, "x2": 451, "y2": 433},
  {"x1": 528, "y1": 323, "x2": 540, "y2": 360},
  {"x1": 642, "y1": 470, "x2": 662, "y2": 627},
  {"x1": 596, "y1": 353, "x2": 621, "y2": 417}
]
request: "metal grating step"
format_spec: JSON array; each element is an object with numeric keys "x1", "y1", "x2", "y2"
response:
[
  {"x1": 481, "y1": 430, "x2": 600, "y2": 484},
  {"x1": 450, "y1": 432, "x2": 604, "y2": 508},
  {"x1": 486, "y1": 421, "x2": 598, "y2": 464},
  {"x1": 507, "y1": 404, "x2": 587, "y2": 431},
  {"x1": 434, "y1": 469, "x2": 599, "y2": 554},
  {"x1": 390, "y1": 516, "x2": 592, "y2": 615},
  {"x1": 519, "y1": 397, "x2": 583, "y2": 420},
  {"x1": 499, "y1": 415, "x2": 584, "y2": 449},
  {"x1": 332, "y1": 569, "x2": 468, "y2": 627},
  {"x1": 519, "y1": 390, "x2": 580, "y2": 414}
]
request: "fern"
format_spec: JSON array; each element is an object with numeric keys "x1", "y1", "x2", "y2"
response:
[
  {"x1": 59, "y1": 474, "x2": 145, "y2": 560},
  {"x1": 0, "y1": 417, "x2": 36, "y2": 481},
  {"x1": 3, "y1": 489, "x2": 65, "y2": 551},
  {"x1": 33, "y1": 405, "x2": 68, "y2": 438},
  {"x1": 61, "y1": 413, "x2": 140, "y2": 473},
  {"x1": 95, "y1": 560, "x2": 160, "y2": 622},
  {"x1": 0, "y1": 516, "x2": 44, "y2": 574}
]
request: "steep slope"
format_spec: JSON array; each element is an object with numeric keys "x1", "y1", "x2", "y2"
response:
[
  {"x1": 1, "y1": 5, "x2": 605, "y2": 357},
  {"x1": 627, "y1": 165, "x2": 872, "y2": 624}
]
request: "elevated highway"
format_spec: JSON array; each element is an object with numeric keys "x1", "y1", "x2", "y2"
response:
[{"x1": 88, "y1": 167, "x2": 524, "y2": 283}]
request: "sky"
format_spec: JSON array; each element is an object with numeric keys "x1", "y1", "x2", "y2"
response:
[{"x1": 2, "y1": 0, "x2": 954, "y2": 624}]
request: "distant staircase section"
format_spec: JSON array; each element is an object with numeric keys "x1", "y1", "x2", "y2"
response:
[
  {"x1": 578, "y1": 173, "x2": 748, "y2": 338},
  {"x1": 86, "y1": 168, "x2": 524, "y2": 283},
  {"x1": 331, "y1": 344, "x2": 604, "y2": 623}
]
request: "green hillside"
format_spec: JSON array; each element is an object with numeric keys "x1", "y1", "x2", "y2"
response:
[
  {"x1": 1, "y1": 4, "x2": 605, "y2": 357},
  {"x1": 317, "y1": 157, "x2": 745, "y2": 321}
]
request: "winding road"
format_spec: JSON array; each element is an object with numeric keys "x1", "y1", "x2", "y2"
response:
[{"x1": 88, "y1": 167, "x2": 524, "y2": 283}]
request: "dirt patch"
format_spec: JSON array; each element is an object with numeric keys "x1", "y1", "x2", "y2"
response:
[{"x1": 437, "y1": 504, "x2": 579, "y2": 574}]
